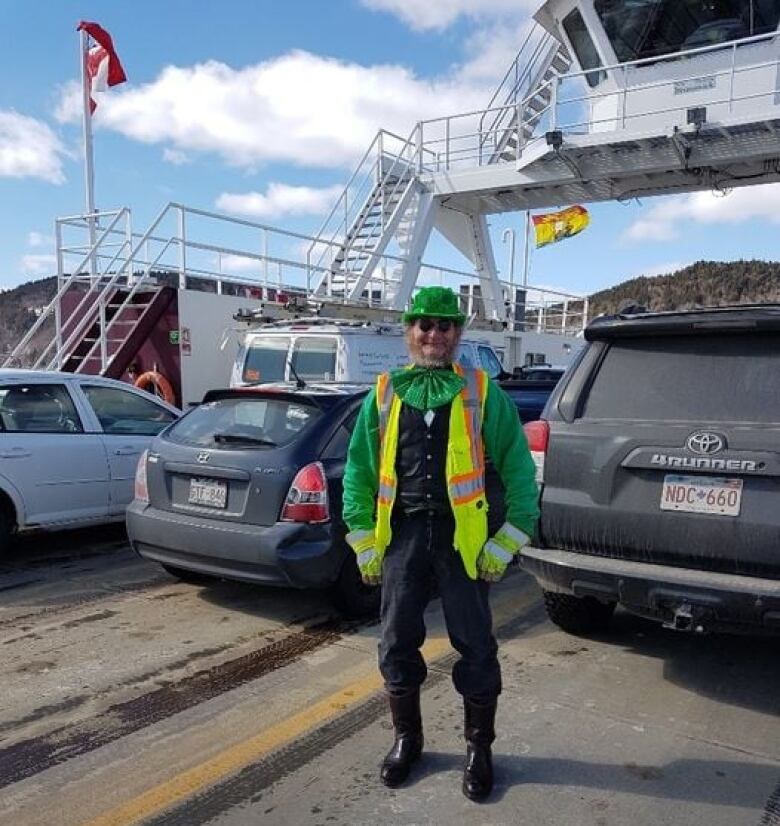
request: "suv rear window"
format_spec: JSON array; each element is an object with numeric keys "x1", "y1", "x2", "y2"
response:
[
  {"x1": 166, "y1": 396, "x2": 322, "y2": 448},
  {"x1": 582, "y1": 333, "x2": 779, "y2": 423}
]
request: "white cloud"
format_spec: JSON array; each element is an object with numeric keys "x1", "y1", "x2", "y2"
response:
[
  {"x1": 216, "y1": 183, "x2": 344, "y2": 219},
  {"x1": 162, "y1": 147, "x2": 190, "y2": 165},
  {"x1": 0, "y1": 110, "x2": 66, "y2": 183},
  {"x1": 21, "y1": 254, "x2": 56, "y2": 276},
  {"x1": 54, "y1": 51, "x2": 491, "y2": 171},
  {"x1": 623, "y1": 183, "x2": 780, "y2": 243},
  {"x1": 359, "y1": 0, "x2": 533, "y2": 31},
  {"x1": 27, "y1": 231, "x2": 54, "y2": 248}
]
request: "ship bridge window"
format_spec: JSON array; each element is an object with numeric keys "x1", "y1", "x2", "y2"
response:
[
  {"x1": 563, "y1": 8, "x2": 607, "y2": 86},
  {"x1": 595, "y1": 0, "x2": 780, "y2": 64}
]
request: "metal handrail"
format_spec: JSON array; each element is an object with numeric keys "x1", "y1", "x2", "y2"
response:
[{"x1": 3, "y1": 209, "x2": 130, "y2": 368}]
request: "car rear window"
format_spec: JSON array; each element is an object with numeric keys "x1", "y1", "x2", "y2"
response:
[
  {"x1": 582, "y1": 332, "x2": 780, "y2": 423},
  {"x1": 166, "y1": 396, "x2": 322, "y2": 448}
]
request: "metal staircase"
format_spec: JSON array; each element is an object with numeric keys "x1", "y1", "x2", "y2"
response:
[
  {"x1": 478, "y1": 26, "x2": 572, "y2": 165},
  {"x1": 307, "y1": 130, "x2": 421, "y2": 303},
  {"x1": 60, "y1": 285, "x2": 175, "y2": 377}
]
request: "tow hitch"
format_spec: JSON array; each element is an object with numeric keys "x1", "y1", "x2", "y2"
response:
[{"x1": 663, "y1": 602, "x2": 712, "y2": 633}]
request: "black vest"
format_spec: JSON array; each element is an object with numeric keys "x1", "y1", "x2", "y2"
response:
[{"x1": 394, "y1": 402, "x2": 451, "y2": 514}]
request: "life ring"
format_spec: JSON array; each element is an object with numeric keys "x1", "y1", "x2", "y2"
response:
[{"x1": 134, "y1": 371, "x2": 176, "y2": 405}]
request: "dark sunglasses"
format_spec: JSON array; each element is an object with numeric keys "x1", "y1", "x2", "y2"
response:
[{"x1": 415, "y1": 318, "x2": 457, "y2": 333}]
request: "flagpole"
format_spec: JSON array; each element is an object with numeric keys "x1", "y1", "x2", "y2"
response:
[
  {"x1": 521, "y1": 210, "x2": 531, "y2": 289},
  {"x1": 79, "y1": 28, "x2": 97, "y2": 276}
]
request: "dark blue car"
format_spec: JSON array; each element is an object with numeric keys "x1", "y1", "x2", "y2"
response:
[{"x1": 126, "y1": 383, "x2": 379, "y2": 616}]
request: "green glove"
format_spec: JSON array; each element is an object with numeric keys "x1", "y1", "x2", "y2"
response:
[
  {"x1": 477, "y1": 521, "x2": 530, "y2": 582},
  {"x1": 346, "y1": 528, "x2": 383, "y2": 585}
]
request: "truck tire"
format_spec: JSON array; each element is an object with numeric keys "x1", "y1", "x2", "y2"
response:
[
  {"x1": 543, "y1": 591, "x2": 616, "y2": 634},
  {"x1": 332, "y1": 554, "x2": 380, "y2": 618}
]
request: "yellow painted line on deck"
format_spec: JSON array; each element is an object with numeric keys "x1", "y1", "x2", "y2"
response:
[
  {"x1": 81, "y1": 637, "x2": 452, "y2": 826},
  {"x1": 80, "y1": 573, "x2": 537, "y2": 826}
]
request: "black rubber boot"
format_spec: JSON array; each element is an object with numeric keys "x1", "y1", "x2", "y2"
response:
[
  {"x1": 380, "y1": 688, "x2": 424, "y2": 787},
  {"x1": 462, "y1": 697, "x2": 497, "y2": 801}
]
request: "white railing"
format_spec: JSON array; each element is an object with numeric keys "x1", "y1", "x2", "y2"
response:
[
  {"x1": 5, "y1": 201, "x2": 587, "y2": 370},
  {"x1": 415, "y1": 30, "x2": 780, "y2": 172}
]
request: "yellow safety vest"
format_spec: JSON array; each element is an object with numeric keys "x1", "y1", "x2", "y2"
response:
[{"x1": 374, "y1": 364, "x2": 489, "y2": 579}]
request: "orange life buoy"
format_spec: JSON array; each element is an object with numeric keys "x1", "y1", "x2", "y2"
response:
[{"x1": 134, "y1": 371, "x2": 176, "y2": 405}]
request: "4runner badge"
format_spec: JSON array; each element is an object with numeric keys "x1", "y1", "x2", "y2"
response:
[{"x1": 686, "y1": 431, "x2": 725, "y2": 455}]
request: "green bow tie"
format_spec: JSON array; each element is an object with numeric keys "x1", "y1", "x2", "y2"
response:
[{"x1": 389, "y1": 366, "x2": 466, "y2": 409}]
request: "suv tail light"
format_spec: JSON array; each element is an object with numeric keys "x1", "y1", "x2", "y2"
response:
[
  {"x1": 523, "y1": 420, "x2": 549, "y2": 484},
  {"x1": 134, "y1": 450, "x2": 149, "y2": 502},
  {"x1": 281, "y1": 462, "x2": 329, "y2": 523}
]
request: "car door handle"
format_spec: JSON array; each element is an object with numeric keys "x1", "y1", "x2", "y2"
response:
[
  {"x1": 0, "y1": 448, "x2": 32, "y2": 458},
  {"x1": 114, "y1": 447, "x2": 141, "y2": 456}
]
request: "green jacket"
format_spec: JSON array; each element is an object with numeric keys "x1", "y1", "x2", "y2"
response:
[{"x1": 342, "y1": 376, "x2": 539, "y2": 539}]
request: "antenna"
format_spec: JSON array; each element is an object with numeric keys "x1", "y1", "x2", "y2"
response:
[{"x1": 287, "y1": 358, "x2": 306, "y2": 390}]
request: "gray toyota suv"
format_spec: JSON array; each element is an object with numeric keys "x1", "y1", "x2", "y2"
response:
[{"x1": 521, "y1": 304, "x2": 780, "y2": 636}]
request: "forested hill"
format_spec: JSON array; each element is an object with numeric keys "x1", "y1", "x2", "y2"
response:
[
  {"x1": 1, "y1": 260, "x2": 780, "y2": 359},
  {"x1": 0, "y1": 277, "x2": 57, "y2": 361},
  {"x1": 588, "y1": 260, "x2": 780, "y2": 317}
]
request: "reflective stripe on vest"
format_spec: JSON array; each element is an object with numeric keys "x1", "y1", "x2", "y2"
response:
[{"x1": 374, "y1": 365, "x2": 489, "y2": 579}]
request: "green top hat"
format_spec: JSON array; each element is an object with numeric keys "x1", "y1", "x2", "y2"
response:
[{"x1": 402, "y1": 286, "x2": 466, "y2": 325}]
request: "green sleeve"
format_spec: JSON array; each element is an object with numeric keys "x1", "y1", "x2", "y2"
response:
[
  {"x1": 481, "y1": 379, "x2": 540, "y2": 539},
  {"x1": 342, "y1": 387, "x2": 380, "y2": 532}
]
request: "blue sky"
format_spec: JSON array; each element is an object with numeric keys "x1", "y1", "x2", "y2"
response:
[{"x1": 2, "y1": 0, "x2": 779, "y2": 297}]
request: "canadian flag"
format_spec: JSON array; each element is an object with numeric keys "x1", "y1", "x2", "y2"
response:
[{"x1": 77, "y1": 21, "x2": 127, "y2": 114}]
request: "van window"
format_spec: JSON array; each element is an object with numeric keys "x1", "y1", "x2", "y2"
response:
[
  {"x1": 291, "y1": 336, "x2": 337, "y2": 381},
  {"x1": 242, "y1": 336, "x2": 291, "y2": 383}
]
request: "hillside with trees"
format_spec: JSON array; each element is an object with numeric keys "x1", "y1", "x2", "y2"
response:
[
  {"x1": 587, "y1": 259, "x2": 780, "y2": 317},
  {"x1": 0, "y1": 277, "x2": 57, "y2": 364},
  {"x1": 1, "y1": 260, "x2": 780, "y2": 362}
]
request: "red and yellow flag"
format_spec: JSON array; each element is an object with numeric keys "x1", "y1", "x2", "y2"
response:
[{"x1": 532, "y1": 205, "x2": 590, "y2": 248}]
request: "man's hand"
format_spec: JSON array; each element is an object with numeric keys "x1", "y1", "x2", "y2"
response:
[
  {"x1": 477, "y1": 539, "x2": 513, "y2": 582},
  {"x1": 357, "y1": 548, "x2": 383, "y2": 586},
  {"x1": 346, "y1": 528, "x2": 382, "y2": 586},
  {"x1": 477, "y1": 522, "x2": 530, "y2": 583}
]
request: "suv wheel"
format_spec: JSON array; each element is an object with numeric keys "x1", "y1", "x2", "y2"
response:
[
  {"x1": 543, "y1": 591, "x2": 616, "y2": 634},
  {"x1": 332, "y1": 554, "x2": 380, "y2": 618}
]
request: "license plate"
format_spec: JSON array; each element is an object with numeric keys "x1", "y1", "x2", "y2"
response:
[
  {"x1": 188, "y1": 478, "x2": 227, "y2": 508},
  {"x1": 660, "y1": 474, "x2": 742, "y2": 517}
]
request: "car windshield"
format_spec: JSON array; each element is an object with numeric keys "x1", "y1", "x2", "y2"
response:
[{"x1": 166, "y1": 396, "x2": 322, "y2": 448}]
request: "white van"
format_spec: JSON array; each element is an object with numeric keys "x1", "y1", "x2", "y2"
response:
[{"x1": 229, "y1": 319, "x2": 506, "y2": 387}]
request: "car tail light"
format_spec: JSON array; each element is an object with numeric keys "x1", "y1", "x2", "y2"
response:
[
  {"x1": 523, "y1": 420, "x2": 549, "y2": 484},
  {"x1": 281, "y1": 461, "x2": 329, "y2": 523},
  {"x1": 134, "y1": 450, "x2": 149, "y2": 502}
]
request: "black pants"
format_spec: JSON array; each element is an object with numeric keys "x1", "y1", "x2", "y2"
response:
[{"x1": 379, "y1": 510, "x2": 501, "y2": 700}]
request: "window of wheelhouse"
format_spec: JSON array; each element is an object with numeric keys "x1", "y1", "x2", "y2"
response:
[
  {"x1": 563, "y1": 8, "x2": 606, "y2": 87},
  {"x1": 594, "y1": 0, "x2": 780, "y2": 64}
]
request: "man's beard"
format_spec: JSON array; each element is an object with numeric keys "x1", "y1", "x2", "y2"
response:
[
  {"x1": 411, "y1": 353, "x2": 452, "y2": 368},
  {"x1": 406, "y1": 333, "x2": 458, "y2": 368}
]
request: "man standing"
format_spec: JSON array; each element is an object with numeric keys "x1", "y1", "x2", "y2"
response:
[{"x1": 343, "y1": 286, "x2": 539, "y2": 801}]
